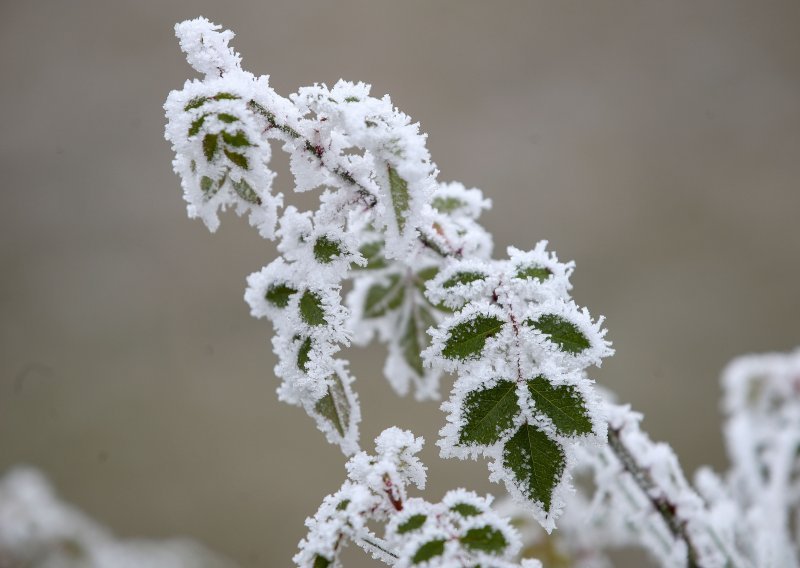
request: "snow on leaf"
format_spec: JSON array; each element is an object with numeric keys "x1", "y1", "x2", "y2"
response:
[
  {"x1": 459, "y1": 380, "x2": 520, "y2": 446},
  {"x1": 503, "y1": 423, "x2": 565, "y2": 513},
  {"x1": 442, "y1": 314, "x2": 505, "y2": 361},
  {"x1": 526, "y1": 314, "x2": 590, "y2": 354},
  {"x1": 526, "y1": 376, "x2": 592, "y2": 436}
]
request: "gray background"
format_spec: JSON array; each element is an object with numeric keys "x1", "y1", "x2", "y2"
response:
[{"x1": 1, "y1": 1, "x2": 799, "y2": 566}]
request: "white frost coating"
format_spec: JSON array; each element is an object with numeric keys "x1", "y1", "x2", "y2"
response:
[
  {"x1": 0, "y1": 467, "x2": 237, "y2": 568},
  {"x1": 424, "y1": 243, "x2": 612, "y2": 530},
  {"x1": 295, "y1": 429, "x2": 536, "y2": 568},
  {"x1": 175, "y1": 17, "x2": 241, "y2": 77}
]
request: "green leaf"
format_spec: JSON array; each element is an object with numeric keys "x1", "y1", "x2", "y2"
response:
[
  {"x1": 314, "y1": 373, "x2": 350, "y2": 437},
  {"x1": 217, "y1": 113, "x2": 239, "y2": 123},
  {"x1": 450, "y1": 503, "x2": 482, "y2": 517},
  {"x1": 387, "y1": 165, "x2": 410, "y2": 233},
  {"x1": 412, "y1": 540, "x2": 445, "y2": 564},
  {"x1": 336, "y1": 499, "x2": 350, "y2": 511},
  {"x1": 184, "y1": 96, "x2": 208, "y2": 111},
  {"x1": 232, "y1": 178, "x2": 260, "y2": 204},
  {"x1": 212, "y1": 92, "x2": 240, "y2": 101},
  {"x1": 397, "y1": 514, "x2": 427, "y2": 534},
  {"x1": 527, "y1": 376, "x2": 593, "y2": 436},
  {"x1": 503, "y1": 423, "x2": 565, "y2": 512},
  {"x1": 515, "y1": 264, "x2": 552, "y2": 282},
  {"x1": 221, "y1": 130, "x2": 251, "y2": 147},
  {"x1": 401, "y1": 306, "x2": 436, "y2": 377},
  {"x1": 265, "y1": 283, "x2": 296, "y2": 307},
  {"x1": 363, "y1": 275, "x2": 404, "y2": 318},
  {"x1": 312, "y1": 555, "x2": 331, "y2": 568},
  {"x1": 202, "y1": 133, "x2": 218, "y2": 162},
  {"x1": 344, "y1": 96, "x2": 360, "y2": 102},
  {"x1": 224, "y1": 149, "x2": 249, "y2": 169},
  {"x1": 200, "y1": 175, "x2": 214, "y2": 195},
  {"x1": 442, "y1": 271, "x2": 486, "y2": 289},
  {"x1": 461, "y1": 526, "x2": 508, "y2": 554},
  {"x1": 355, "y1": 241, "x2": 388, "y2": 270},
  {"x1": 459, "y1": 380, "x2": 520, "y2": 445},
  {"x1": 297, "y1": 337, "x2": 313, "y2": 371},
  {"x1": 441, "y1": 315, "x2": 505, "y2": 360},
  {"x1": 188, "y1": 113, "x2": 208, "y2": 136},
  {"x1": 313, "y1": 236, "x2": 342, "y2": 263},
  {"x1": 431, "y1": 196, "x2": 466, "y2": 213},
  {"x1": 526, "y1": 314, "x2": 590, "y2": 354},
  {"x1": 300, "y1": 291, "x2": 326, "y2": 326}
]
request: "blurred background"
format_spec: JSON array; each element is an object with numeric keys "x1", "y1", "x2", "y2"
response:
[{"x1": 1, "y1": 1, "x2": 799, "y2": 566}]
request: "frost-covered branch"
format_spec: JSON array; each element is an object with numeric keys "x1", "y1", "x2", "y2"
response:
[{"x1": 164, "y1": 17, "x2": 800, "y2": 568}]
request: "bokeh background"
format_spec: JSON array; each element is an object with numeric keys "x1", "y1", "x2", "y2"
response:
[{"x1": 2, "y1": 1, "x2": 799, "y2": 566}]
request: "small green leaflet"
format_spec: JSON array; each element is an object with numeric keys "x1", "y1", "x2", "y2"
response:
[
  {"x1": 503, "y1": 423, "x2": 565, "y2": 512},
  {"x1": 363, "y1": 274, "x2": 404, "y2": 318},
  {"x1": 202, "y1": 133, "x2": 218, "y2": 161},
  {"x1": 387, "y1": 165, "x2": 410, "y2": 233},
  {"x1": 312, "y1": 555, "x2": 331, "y2": 568},
  {"x1": 265, "y1": 283, "x2": 296, "y2": 308},
  {"x1": 300, "y1": 291, "x2": 326, "y2": 326},
  {"x1": 224, "y1": 149, "x2": 248, "y2": 169},
  {"x1": 460, "y1": 526, "x2": 508, "y2": 554},
  {"x1": 297, "y1": 337, "x2": 313, "y2": 371},
  {"x1": 441, "y1": 314, "x2": 504, "y2": 360},
  {"x1": 397, "y1": 514, "x2": 427, "y2": 534},
  {"x1": 412, "y1": 539, "x2": 445, "y2": 564},
  {"x1": 515, "y1": 264, "x2": 552, "y2": 282},
  {"x1": 232, "y1": 178, "x2": 259, "y2": 204},
  {"x1": 431, "y1": 195, "x2": 466, "y2": 213},
  {"x1": 313, "y1": 236, "x2": 342, "y2": 264},
  {"x1": 401, "y1": 305, "x2": 436, "y2": 377},
  {"x1": 527, "y1": 376, "x2": 593, "y2": 436},
  {"x1": 442, "y1": 271, "x2": 486, "y2": 289},
  {"x1": 314, "y1": 374, "x2": 350, "y2": 437},
  {"x1": 526, "y1": 314, "x2": 590, "y2": 354},
  {"x1": 450, "y1": 503, "x2": 482, "y2": 517},
  {"x1": 459, "y1": 380, "x2": 520, "y2": 446}
]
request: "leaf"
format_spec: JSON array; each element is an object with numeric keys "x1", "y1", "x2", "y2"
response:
[
  {"x1": 515, "y1": 264, "x2": 552, "y2": 282},
  {"x1": 450, "y1": 503, "x2": 482, "y2": 517},
  {"x1": 188, "y1": 113, "x2": 208, "y2": 136},
  {"x1": 431, "y1": 195, "x2": 466, "y2": 213},
  {"x1": 202, "y1": 133, "x2": 218, "y2": 162},
  {"x1": 217, "y1": 113, "x2": 239, "y2": 123},
  {"x1": 459, "y1": 380, "x2": 520, "y2": 446},
  {"x1": 184, "y1": 96, "x2": 208, "y2": 111},
  {"x1": 503, "y1": 423, "x2": 565, "y2": 512},
  {"x1": 224, "y1": 149, "x2": 249, "y2": 169},
  {"x1": 401, "y1": 306, "x2": 436, "y2": 376},
  {"x1": 222, "y1": 130, "x2": 251, "y2": 147},
  {"x1": 397, "y1": 514, "x2": 427, "y2": 534},
  {"x1": 363, "y1": 275, "x2": 404, "y2": 318},
  {"x1": 265, "y1": 283, "x2": 297, "y2": 307},
  {"x1": 526, "y1": 314, "x2": 590, "y2": 354},
  {"x1": 356, "y1": 241, "x2": 387, "y2": 270},
  {"x1": 232, "y1": 178, "x2": 260, "y2": 204},
  {"x1": 312, "y1": 555, "x2": 331, "y2": 568},
  {"x1": 387, "y1": 165, "x2": 410, "y2": 233},
  {"x1": 314, "y1": 374, "x2": 350, "y2": 437},
  {"x1": 313, "y1": 236, "x2": 342, "y2": 264},
  {"x1": 461, "y1": 526, "x2": 508, "y2": 554},
  {"x1": 442, "y1": 271, "x2": 486, "y2": 289},
  {"x1": 297, "y1": 337, "x2": 313, "y2": 371},
  {"x1": 200, "y1": 175, "x2": 215, "y2": 196},
  {"x1": 527, "y1": 376, "x2": 593, "y2": 436},
  {"x1": 212, "y1": 92, "x2": 240, "y2": 101},
  {"x1": 300, "y1": 291, "x2": 326, "y2": 326},
  {"x1": 412, "y1": 539, "x2": 445, "y2": 564},
  {"x1": 441, "y1": 314, "x2": 504, "y2": 360}
]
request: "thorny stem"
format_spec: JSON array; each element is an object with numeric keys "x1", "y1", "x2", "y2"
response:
[
  {"x1": 607, "y1": 427, "x2": 703, "y2": 568},
  {"x1": 355, "y1": 531, "x2": 399, "y2": 565}
]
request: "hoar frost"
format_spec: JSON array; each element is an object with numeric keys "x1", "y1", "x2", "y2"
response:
[{"x1": 163, "y1": 17, "x2": 797, "y2": 568}]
